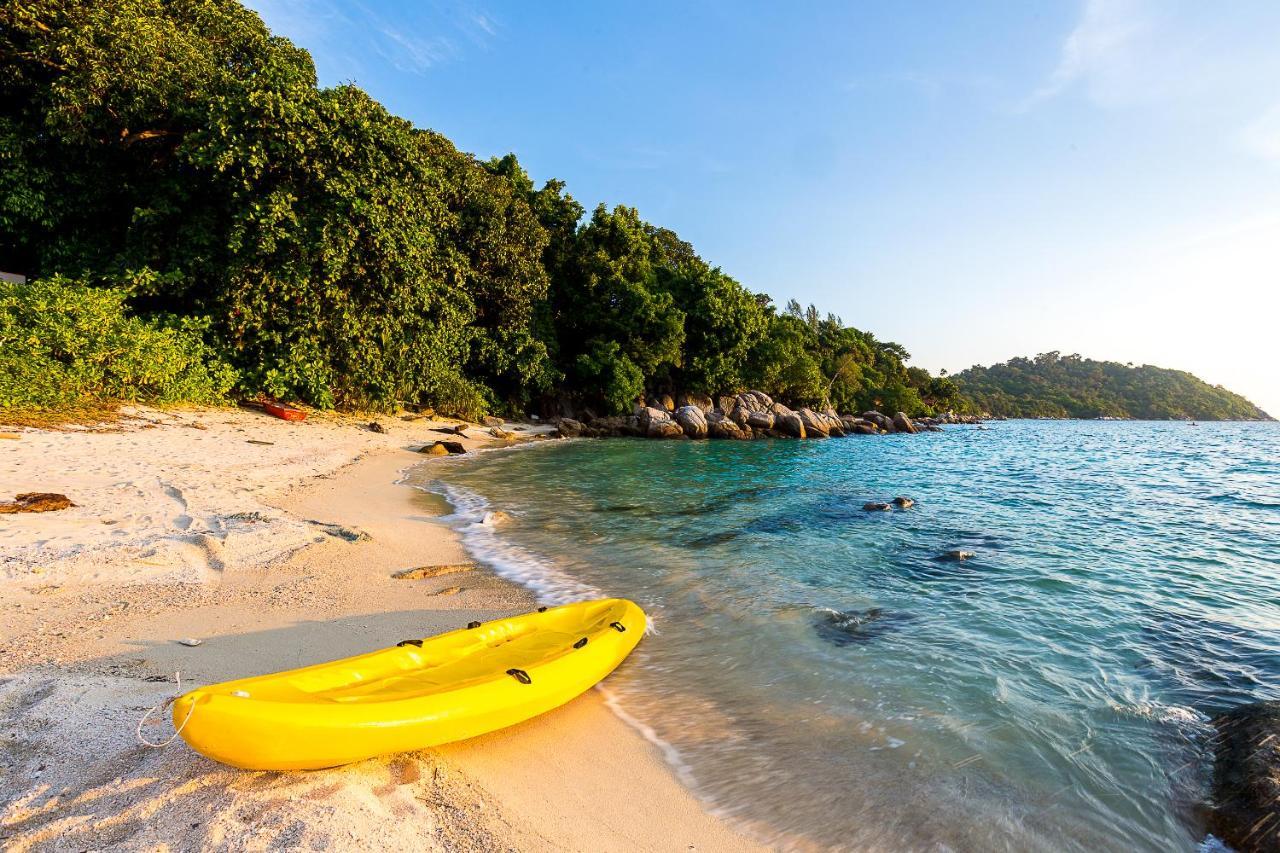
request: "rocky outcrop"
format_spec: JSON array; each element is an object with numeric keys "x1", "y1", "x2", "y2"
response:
[
  {"x1": 797, "y1": 408, "x2": 829, "y2": 438},
  {"x1": 1209, "y1": 701, "x2": 1280, "y2": 852},
  {"x1": 674, "y1": 405, "x2": 709, "y2": 438},
  {"x1": 746, "y1": 410, "x2": 775, "y2": 431},
  {"x1": 862, "y1": 411, "x2": 895, "y2": 433},
  {"x1": 676, "y1": 392, "x2": 714, "y2": 414},
  {"x1": 555, "y1": 417, "x2": 587, "y2": 437},
  {"x1": 707, "y1": 412, "x2": 749, "y2": 439},
  {"x1": 769, "y1": 403, "x2": 806, "y2": 438},
  {"x1": 842, "y1": 416, "x2": 878, "y2": 435},
  {"x1": 893, "y1": 412, "x2": 917, "y2": 434}
]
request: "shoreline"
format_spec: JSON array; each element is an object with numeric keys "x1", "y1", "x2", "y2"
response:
[{"x1": 0, "y1": 407, "x2": 760, "y2": 851}]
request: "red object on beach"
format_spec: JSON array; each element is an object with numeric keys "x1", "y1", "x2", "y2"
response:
[{"x1": 263, "y1": 401, "x2": 306, "y2": 422}]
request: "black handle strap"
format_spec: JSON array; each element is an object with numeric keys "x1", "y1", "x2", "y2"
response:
[
  {"x1": 573, "y1": 637, "x2": 588, "y2": 649},
  {"x1": 467, "y1": 621, "x2": 481, "y2": 629},
  {"x1": 610, "y1": 621, "x2": 626, "y2": 632},
  {"x1": 537, "y1": 606, "x2": 548, "y2": 612},
  {"x1": 506, "y1": 668, "x2": 532, "y2": 685},
  {"x1": 396, "y1": 639, "x2": 423, "y2": 647}
]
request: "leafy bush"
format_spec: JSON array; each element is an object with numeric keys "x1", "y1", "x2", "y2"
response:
[{"x1": 0, "y1": 276, "x2": 237, "y2": 411}]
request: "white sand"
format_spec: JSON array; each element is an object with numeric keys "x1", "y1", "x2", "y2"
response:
[{"x1": 0, "y1": 407, "x2": 761, "y2": 851}]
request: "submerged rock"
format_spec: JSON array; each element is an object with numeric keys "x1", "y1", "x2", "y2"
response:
[
  {"x1": 942, "y1": 549, "x2": 976, "y2": 561},
  {"x1": 813, "y1": 607, "x2": 913, "y2": 646},
  {"x1": 1209, "y1": 701, "x2": 1280, "y2": 852},
  {"x1": 893, "y1": 497, "x2": 915, "y2": 509},
  {"x1": 863, "y1": 502, "x2": 892, "y2": 511}
]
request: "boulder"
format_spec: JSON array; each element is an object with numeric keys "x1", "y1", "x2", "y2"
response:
[
  {"x1": 769, "y1": 403, "x2": 806, "y2": 438},
  {"x1": 586, "y1": 415, "x2": 633, "y2": 437},
  {"x1": 943, "y1": 549, "x2": 976, "y2": 561},
  {"x1": 489, "y1": 427, "x2": 517, "y2": 440},
  {"x1": 418, "y1": 441, "x2": 465, "y2": 455},
  {"x1": 674, "y1": 405, "x2": 709, "y2": 438},
  {"x1": 707, "y1": 415, "x2": 749, "y2": 439},
  {"x1": 746, "y1": 410, "x2": 775, "y2": 431},
  {"x1": 797, "y1": 408, "x2": 830, "y2": 438},
  {"x1": 893, "y1": 412, "x2": 918, "y2": 434},
  {"x1": 676, "y1": 392, "x2": 714, "y2": 414},
  {"x1": 636, "y1": 407, "x2": 670, "y2": 430},
  {"x1": 367, "y1": 421, "x2": 388, "y2": 434},
  {"x1": 649, "y1": 420, "x2": 685, "y2": 439},
  {"x1": 555, "y1": 417, "x2": 587, "y2": 437},
  {"x1": 736, "y1": 390, "x2": 774, "y2": 414},
  {"x1": 862, "y1": 411, "x2": 895, "y2": 433},
  {"x1": 1209, "y1": 701, "x2": 1280, "y2": 853},
  {"x1": 481, "y1": 415, "x2": 504, "y2": 428},
  {"x1": 656, "y1": 394, "x2": 676, "y2": 412},
  {"x1": 892, "y1": 496, "x2": 915, "y2": 509},
  {"x1": 716, "y1": 395, "x2": 738, "y2": 417},
  {"x1": 863, "y1": 502, "x2": 891, "y2": 511}
]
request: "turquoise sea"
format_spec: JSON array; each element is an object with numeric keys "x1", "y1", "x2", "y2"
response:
[{"x1": 408, "y1": 421, "x2": 1280, "y2": 851}]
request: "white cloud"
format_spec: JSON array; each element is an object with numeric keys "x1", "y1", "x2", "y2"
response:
[{"x1": 1023, "y1": 0, "x2": 1147, "y2": 108}]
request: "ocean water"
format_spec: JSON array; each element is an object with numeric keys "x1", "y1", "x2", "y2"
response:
[{"x1": 407, "y1": 421, "x2": 1280, "y2": 851}]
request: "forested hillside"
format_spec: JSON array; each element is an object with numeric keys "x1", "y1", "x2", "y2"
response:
[
  {"x1": 0, "y1": 0, "x2": 969, "y2": 419},
  {"x1": 953, "y1": 353, "x2": 1270, "y2": 420}
]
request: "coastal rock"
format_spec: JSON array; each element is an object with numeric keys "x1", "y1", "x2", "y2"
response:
[
  {"x1": 943, "y1": 549, "x2": 976, "y2": 561},
  {"x1": 554, "y1": 417, "x2": 586, "y2": 437},
  {"x1": 586, "y1": 415, "x2": 634, "y2": 437},
  {"x1": 819, "y1": 412, "x2": 846, "y2": 437},
  {"x1": 769, "y1": 403, "x2": 806, "y2": 438},
  {"x1": 418, "y1": 440, "x2": 465, "y2": 455},
  {"x1": 489, "y1": 427, "x2": 517, "y2": 440},
  {"x1": 863, "y1": 502, "x2": 891, "y2": 512},
  {"x1": 0, "y1": 493, "x2": 76, "y2": 514},
  {"x1": 736, "y1": 390, "x2": 774, "y2": 414},
  {"x1": 746, "y1": 410, "x2": 775, "y2": 431},
  {"x1": 656, "y1": 394, "x2": 676, "y2": 412},
  {"x1": 674, "y1": 405, "x2": 709, "y2": 438},
  {"x1": 797, "y1": 408, "x2": 830, "y2": 438},
  {"x1": 892, "y1": 496, "x2": 915, "y2": 509},
  {"x1": 1209, "y1": 701, "x2": 1280, "y2": 853},
  {"x1": 717, "y1": 395, "x2": 738, "y2": 417},
  {"x1": 707, "y1": 415, "x2": 749, "y2": 439},
  {"x1": 862, "y1": 411, "x2": 895, "y2": 433},
  {"x1": 481, "y1": 415, "x2": 504, "y2": 428},
  {"x1": 482, "y1": 511, "x2": 512, "y2": 526},
  {"x1": 677, "y1": 392, "x2": 714, "y2": 414},
  {"x1": 841, "y1": 416, "x2": 877, "y2": 435},
  {"x1": 649, "y1": 420, "x2": 685, "y2": 439},
  {"x1": 893, "y1": 412, "x2": 918, "y2": 434},
  {"x1": 367, "y1": 421, "x2": 388, "y2": 434}
]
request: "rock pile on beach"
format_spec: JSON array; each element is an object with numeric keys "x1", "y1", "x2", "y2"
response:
[{"x1": 550, "y1": 390, "x2": 978, "y2": 441}]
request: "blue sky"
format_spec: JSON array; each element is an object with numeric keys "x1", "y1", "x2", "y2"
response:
[{"x1": 246, "y1": 0, "x2": 1280, "y2": 415}]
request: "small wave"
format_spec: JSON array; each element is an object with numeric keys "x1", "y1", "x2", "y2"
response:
[
  {"x1": 418, "y1": 480, "x2": 600, "y2": 604},
  {"x1": 1107, "y1": 699, "x2": 1208, "y2": 726}
]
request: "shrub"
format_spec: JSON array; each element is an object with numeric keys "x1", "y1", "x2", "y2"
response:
[{"x1": 0, "y1": 276, "x2": 237, "y2": 412}]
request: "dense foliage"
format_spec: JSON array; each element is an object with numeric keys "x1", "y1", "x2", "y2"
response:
[
  {"x1": 0, "y1": 276, "x2": 236, "y2": 409},
  {"x1": 0, "y1": 0, "x2": 988, "y2": 418},
  {"x1": 954, "y1": 353, "x2": 1270, "y2": 420}
]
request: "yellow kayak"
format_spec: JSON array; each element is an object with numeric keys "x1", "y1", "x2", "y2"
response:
[{"x1": 172, "y1": 598, "x2": 645, "y2": 770}]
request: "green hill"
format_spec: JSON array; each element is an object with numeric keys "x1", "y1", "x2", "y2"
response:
[{"x1": 953, "y1": 353, "x2": 1271, "y2": 420}]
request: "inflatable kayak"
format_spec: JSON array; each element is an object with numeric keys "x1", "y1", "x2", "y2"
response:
[{"x1": 172, "y1": 598, "x2": 645, "y2": 770}]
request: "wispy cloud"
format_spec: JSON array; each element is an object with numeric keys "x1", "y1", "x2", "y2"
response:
[
  {"x1": 1022, "y1": 0, "x2": 1146, "y2": 109},
  {"x1": 244, "y1": 0, "x2": 500, "y2": 80}
]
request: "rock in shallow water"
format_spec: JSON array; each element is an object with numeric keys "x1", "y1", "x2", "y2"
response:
[
  {"x1": 1209, "y1": 701, "x2": 1280, "y2": 853},
  {"x1": 863, "y1": 502, "x2": 891, "y2": 511},
  {"x1": 943, "y1": 549, "x2": 976, "y2": 561},
  {"x1": 813, "y1": 607, "x2": 914, "y2": 646}
]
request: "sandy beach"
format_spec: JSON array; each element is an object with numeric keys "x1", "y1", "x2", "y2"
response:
[{"x1": 0, "y1": 407, "x2": 760, "y2": 852}]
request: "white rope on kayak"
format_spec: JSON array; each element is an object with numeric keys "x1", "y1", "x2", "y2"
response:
[{"x1": 136, "y1": 671, "x2": 195, "y2": 748}]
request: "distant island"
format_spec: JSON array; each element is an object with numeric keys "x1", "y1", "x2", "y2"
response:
[{"x1": 953, "y1": 352, "x2": 1271, "y2": 421}]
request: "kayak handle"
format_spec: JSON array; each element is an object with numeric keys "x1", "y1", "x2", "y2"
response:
[
  {"x1": 396, "y1": 639, "x2": 423, "y2": 647},
  {"x1": 610, "y1": 621, "x2": 626, "y2": 632},
  {"x1": 506, "y1": 668, "x2": 532, "y2": 685},
  {"x1": 573, "y1": 637, "x2": 588, "y2": 649}
]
